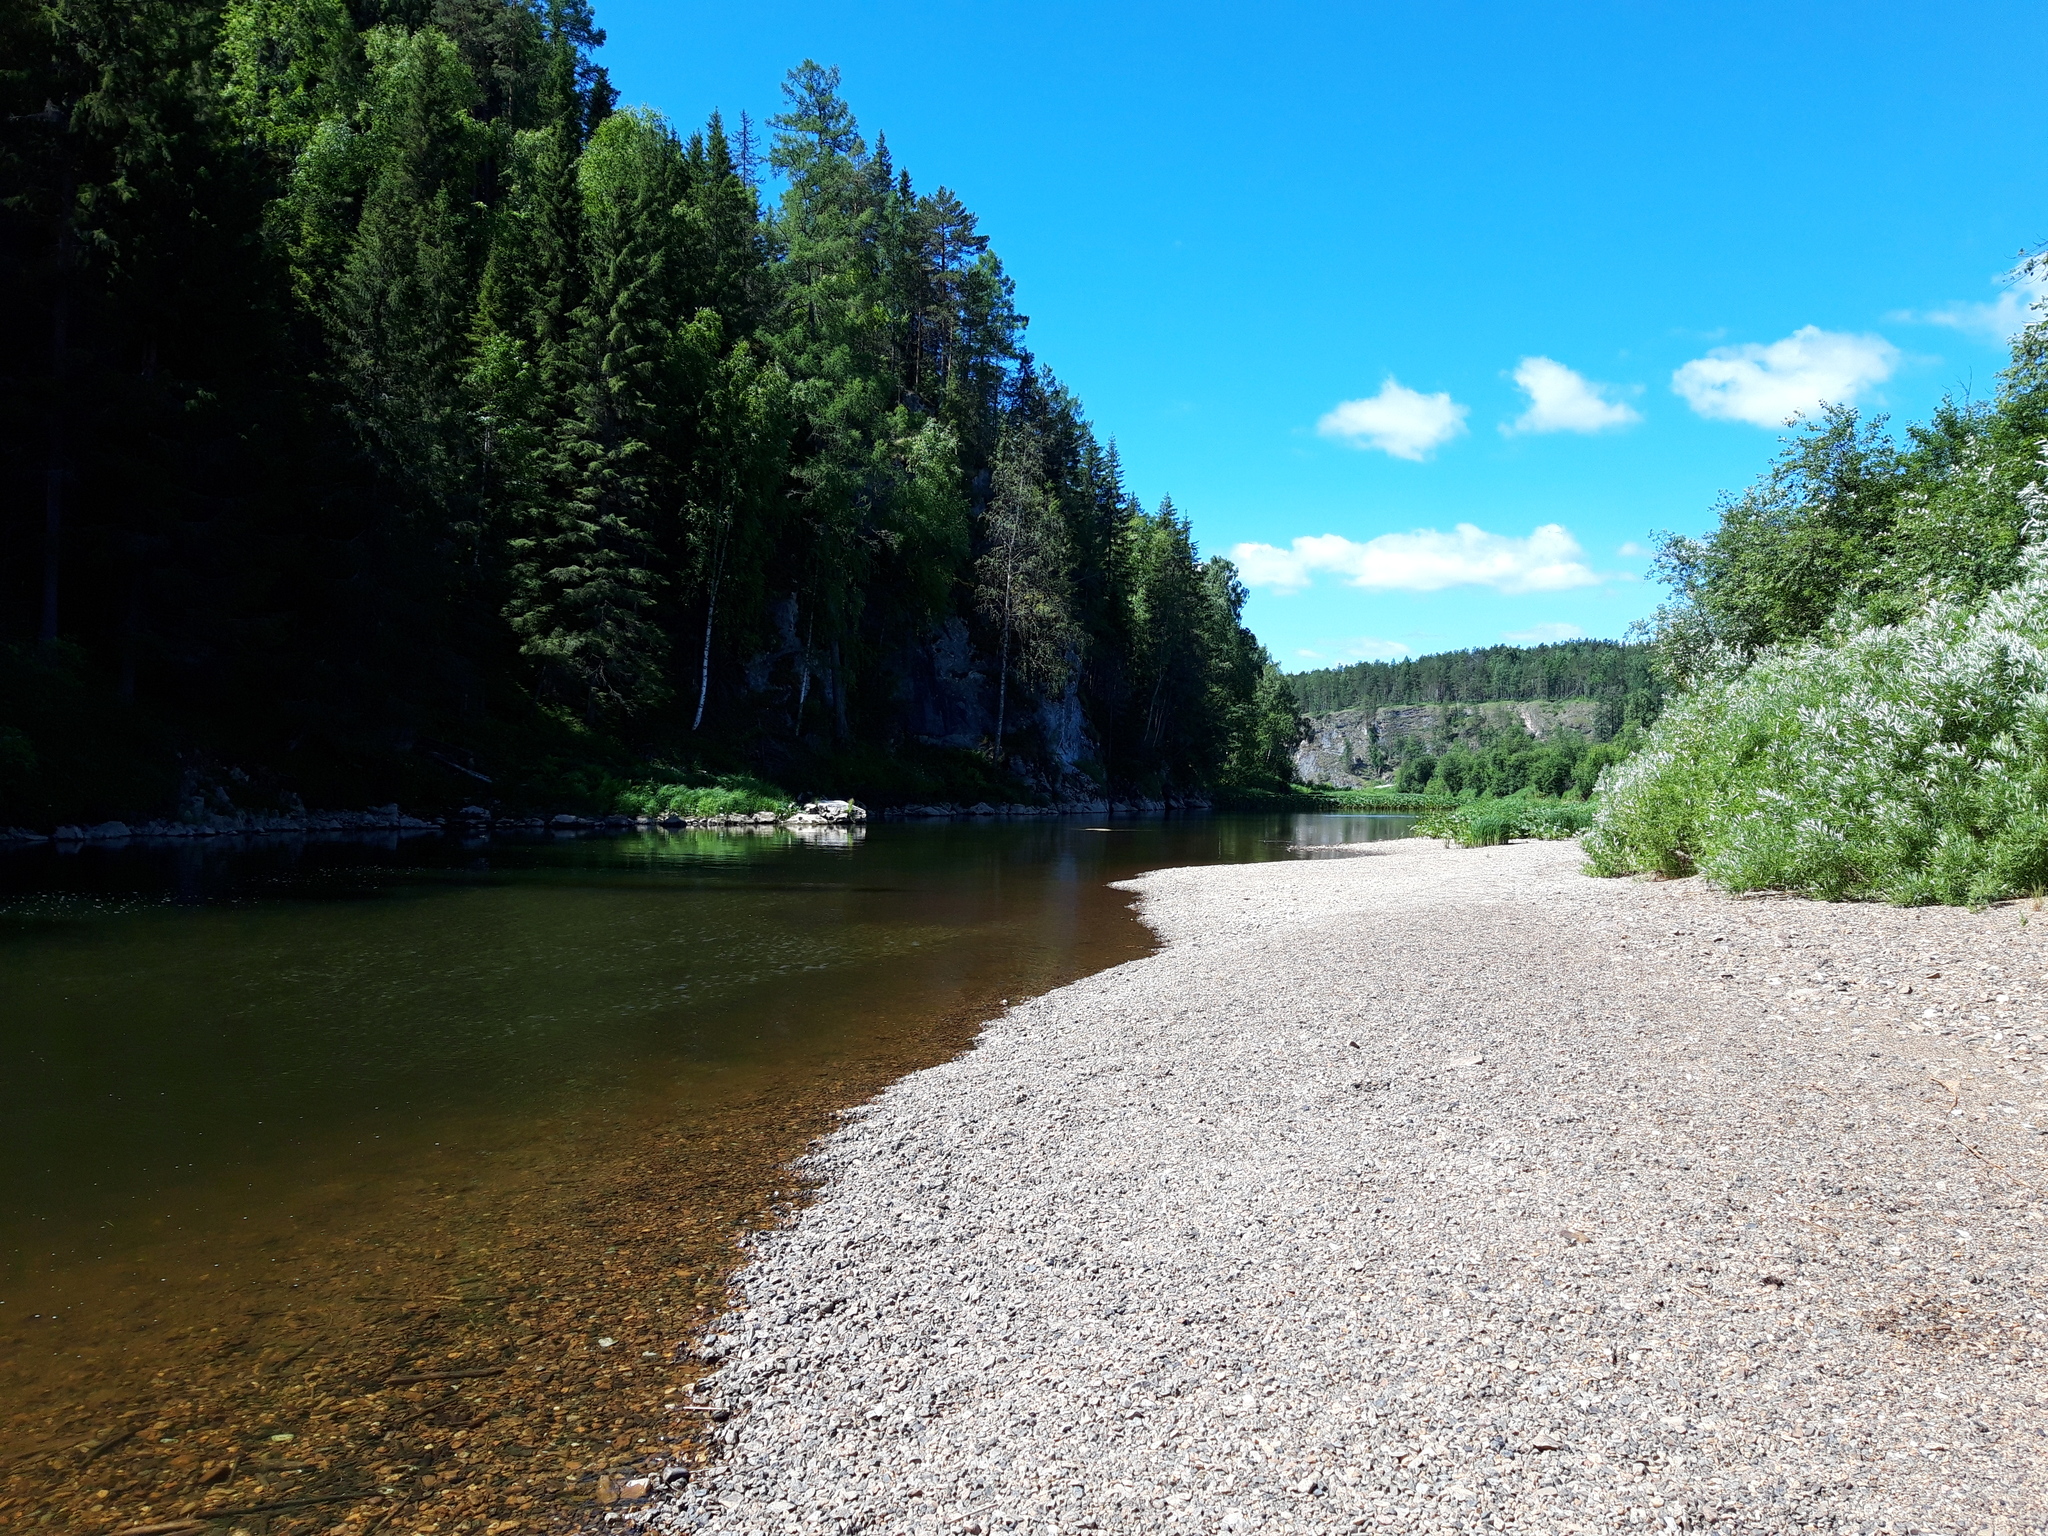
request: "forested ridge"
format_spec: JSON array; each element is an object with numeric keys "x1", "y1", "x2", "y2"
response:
[
  {"x1": 1287, "y1": 639, "x2": 1662, "y2": 730},
  {"x1": 0, "y1": 0, "x2": 1299, "y2": 826}
]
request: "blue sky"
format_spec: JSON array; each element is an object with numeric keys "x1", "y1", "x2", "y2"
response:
[{"x1": 596, "y1": 0, "x2": 2046, "y2": 669}]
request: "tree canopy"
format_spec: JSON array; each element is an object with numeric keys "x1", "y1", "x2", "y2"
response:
[
  {"x1": 0, "y1": 7, "x2": 1298, "y2": 820},
  {"x1": 1288, "y1": 640, "x2": 1661, "y2": 732},
  {"x1": 1645, "y1": 310, "x2": 2048, "y2": 684}
]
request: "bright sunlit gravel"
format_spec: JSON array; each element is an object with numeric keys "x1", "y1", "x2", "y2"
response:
[{"x1": 643, "y1": 838, "x2": 2047, "y2": 1536}]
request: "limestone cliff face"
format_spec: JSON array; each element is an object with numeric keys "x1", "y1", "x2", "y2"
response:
[{"x1": 1291, "y1": 698, "x2": 1608, "y2": 786}]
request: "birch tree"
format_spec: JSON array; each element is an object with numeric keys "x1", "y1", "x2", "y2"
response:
[{"x1": 975, "y1": 427, "x2": 1077, "y2": 756}]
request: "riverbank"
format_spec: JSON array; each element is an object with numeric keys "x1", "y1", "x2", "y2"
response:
[
  {"x1": 649, "y1": 839, "x2": 2047, "y2": 1535},
  {"x1": 0, "y1": 796, "x2": 1238, "y2": 846},
  {"x1": 0, "y1": 800, "x2": 870, "y2": 845}
]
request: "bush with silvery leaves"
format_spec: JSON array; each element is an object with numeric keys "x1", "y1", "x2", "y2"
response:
[{"x1": 1584, "y1": 549, "x2": 2048, "y2": 904}]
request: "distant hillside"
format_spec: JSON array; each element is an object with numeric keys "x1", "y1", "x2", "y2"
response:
[
  {"x1": 1288, "y1": 640, "x2": 1660, "y2": 716},
  {"x1": 1286, "y1": 641, "x2": 1666, "y2": 788}
]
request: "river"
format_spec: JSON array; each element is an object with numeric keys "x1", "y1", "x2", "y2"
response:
[{"x1": 0, "y1": 812, "x2": 1414, "y2": 1534}]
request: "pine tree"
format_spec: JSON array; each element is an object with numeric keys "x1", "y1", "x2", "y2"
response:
[{"x1": 507, "y1": 107, "x2": 682, "y2": 719}]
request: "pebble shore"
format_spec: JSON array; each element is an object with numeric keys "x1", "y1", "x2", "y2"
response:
[{"x1": 645, "y1": 838, "x2": 2047, "y2": 1536}]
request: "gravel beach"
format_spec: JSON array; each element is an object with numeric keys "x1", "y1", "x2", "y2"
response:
[{"x1": 644, "y1": 838, "x2": 2048, "y2": 1536}]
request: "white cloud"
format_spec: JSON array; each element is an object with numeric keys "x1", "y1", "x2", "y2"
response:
[
  {"x1": 1898, "y1": 266, "x2": 2048, "y2": 342},
  {"x1": 1503, "y1": 357, "x2": 1640, "y2": 435},
  {"x1": 1671, "y1": 325, "x2": 1899, "y2": 427},
  {"x1": 1501, "y1": 621, "x2": 1587, "y2": 644},
  {"x1": 1339, "y1": 637, "x2": 1414, "y2": 660},
  {"x1": 1616, "y1": 540, "x2": 1651, "y2": 557},
  {"x1": 1231, "y1": 523, "x2": 1601, "y2": 596},
  {"x1": 1317, "y1": 378, "x2": 1469, "y2": 460}
]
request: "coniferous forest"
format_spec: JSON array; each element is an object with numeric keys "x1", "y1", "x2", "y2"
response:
[
  {"x1": 0, "y1": 0, "x2": 1302, "y2": 825},
  {"x1": 1287, "y1": 639, "x2": 1662, "y2": 728}
]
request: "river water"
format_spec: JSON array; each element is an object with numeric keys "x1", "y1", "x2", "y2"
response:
[{"x1": 0, "y1": 813, "x2": 1413, "y2": 1534}]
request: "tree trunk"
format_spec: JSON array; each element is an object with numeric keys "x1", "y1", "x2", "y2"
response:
[
  {"x1": 692, "y1": 522, "x2": 729, "y2": 731},
  {"x1": 41, "y1": 195, "x2": 72, "y2": 645},
  {"x1": 41, "y1": 412, "x2": 63, "y2": 643},
  {"x1": 994, "y1": 607, "x2": 1010, "y2": 757},
  {"x1": 691, "y1": 579, "x2": 718, "y2": 730},
  {"x1": 796, "y1": 604, "x2": 815, "y2": 729},
  {"x1": 990, "y1": 561, "x2": 1017, "y2": 759}
]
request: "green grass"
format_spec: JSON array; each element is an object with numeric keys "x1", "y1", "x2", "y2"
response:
[
  {"x1": 612, "y1": 772, "x2": 793, "y2": 819},
  {"x1": 1415, "y1": 797, "x2": 1596, "y2": 847}
]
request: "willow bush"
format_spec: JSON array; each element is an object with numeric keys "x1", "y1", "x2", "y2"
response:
[{"x1": 1583, "y1": 556, "x2": 2048, "y2": 904}]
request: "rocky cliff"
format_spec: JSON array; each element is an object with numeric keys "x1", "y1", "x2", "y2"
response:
[{"x1": 1293, "y1": 698, "x2": 1608, "y2": 786}]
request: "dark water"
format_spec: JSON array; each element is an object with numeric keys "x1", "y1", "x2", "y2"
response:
[
  {"x1": 0, "y1": 814, "x2": 1410, "y2": 1282},
  {"x1": 0, "y1": 813, "x2": 1413, "y2": 1528}
]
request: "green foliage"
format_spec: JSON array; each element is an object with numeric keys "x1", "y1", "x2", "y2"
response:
[
  {"x1": 1387, "y1": 727, "x2": 1635, "y2": 800},
  {"x1": 1598, "y1": 296, "x2": 2048, "y2": 906},
  {"x1": 1645, "y1": 326, "x2": 2048, "y2": 683},
  {"x1": 1, "y1": 14, "x2": 1283, "y2": 823},
  {"x1": 1585, "y1": 552, "x2": 2048, "y2": 905},
  {"x1": 613, "y1": 772, "x2": 790, "y2": 819},
  {"x1": 1289, "y1": 639, "x2": 1662, "y2": 731},
  {"x1": 1416, "y1": 797, "x2": 1595, "y2": 849}
]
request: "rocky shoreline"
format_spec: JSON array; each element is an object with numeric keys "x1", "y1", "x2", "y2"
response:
[
  {"x1": 0, "y1": 796, "x2": 1222, "y2": 848},
  {"x1": 639, "y1": 838, "x2": 2046, "y2": 1536}
]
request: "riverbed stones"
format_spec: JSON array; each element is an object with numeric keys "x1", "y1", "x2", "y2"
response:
[{"x1": 643, "y1": 838, "x2": 2048, "y2": 1536}]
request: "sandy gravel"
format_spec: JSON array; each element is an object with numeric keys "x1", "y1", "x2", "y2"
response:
[{"x1": 643, "y1": 838, "x2": 2048, "y2": 1536}]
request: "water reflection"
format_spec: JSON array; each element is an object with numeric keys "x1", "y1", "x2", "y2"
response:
[{"x1": 0, "y1": 813, "x2": 1413, "y2": 1290}]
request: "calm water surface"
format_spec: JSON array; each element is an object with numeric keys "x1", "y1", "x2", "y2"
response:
[
  {"x1": 0, "y1": 819, "x2": 1417, "y2": 1531},
  {"x1": 0, "y1": 812, "x2": 1413, "y2": 1513},
  {"x1": 6, "y1": 814, "x2": 1400, "y2": 1267}
]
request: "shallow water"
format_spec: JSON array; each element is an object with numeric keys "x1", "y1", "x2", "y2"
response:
[{"x1": 0, "y1": 813, "x2": 1412, "y2": 1531}]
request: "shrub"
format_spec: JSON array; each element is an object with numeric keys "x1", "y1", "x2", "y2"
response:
[
  {"x1": 1415, "y1": 797, "x2": 1595, "y2": 848},
  {"x1": 1583, "y1": 552, "x2": 2048, "y2": 904},
  {"x1": 614, "y1": 773, "x2": 792, "y2": 820}
]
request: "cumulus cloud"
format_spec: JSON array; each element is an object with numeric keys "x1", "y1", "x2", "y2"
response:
[
  {"x1": 1503, "y1": 357, "x2": 1640, "y2": 435},
  {"x1": 1501, "y1": 621, "x2": 1587, "y2": 644},
  {"x1": 1317, "y1": 378, "x2": 1469, "y2": 460},
  {"x1": 1671, "y1": 325, "x2": 1899, "y2": 427},
  {"x1": 1897, "y1": 267, "x2": 2048, "y2": 342},
  {"x1": 1231, "y1": 523, "x2": 1600, "y2": 596},
  {"x1": 1616, "y1": 540, "x2": 1651, "y2": 557}
]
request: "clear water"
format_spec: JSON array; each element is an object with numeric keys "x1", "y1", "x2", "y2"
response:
[{"x1": 0, "y1": 814, "x2": 1416, "y2": 1466}]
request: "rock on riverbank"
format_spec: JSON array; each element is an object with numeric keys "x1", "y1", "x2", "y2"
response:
[
  {"x1": 643, "y1": 839, "x2": 2046, "y2": 1536},
  {"x1": 0, "y1": 799, "x2": 874, "y2": 844}
]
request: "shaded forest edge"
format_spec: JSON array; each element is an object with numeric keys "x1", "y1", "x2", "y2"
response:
[{"x1": 1, "y1": 3, "x2": 1301, "y2": 828}]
